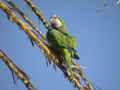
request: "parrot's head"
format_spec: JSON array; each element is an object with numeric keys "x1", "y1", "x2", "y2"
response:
[
  {"x1": 49, "y1": 15, "x2": 64, "y2": 29},
  {"x1": 49, "y1": 15, "x2": 68, "y2": 35}
]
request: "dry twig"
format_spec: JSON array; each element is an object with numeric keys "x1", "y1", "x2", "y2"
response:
[{"x1": 0, "y1": 49, "x2": 36, "y2": 90}]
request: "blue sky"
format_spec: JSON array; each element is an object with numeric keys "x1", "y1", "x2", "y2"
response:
[{"x1": 0, "y1": 0, "x2": 120, "y2": 90}]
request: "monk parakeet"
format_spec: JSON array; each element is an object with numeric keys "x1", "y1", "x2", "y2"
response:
[
  {"x1": 47, "y1": 15, "x2": 79, "y2": 80},
  {"x1": 49, "y1": 15, "x2": 79, "y2": 59}
]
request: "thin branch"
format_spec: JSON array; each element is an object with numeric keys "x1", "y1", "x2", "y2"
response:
[
  {"x1": 6, "y1": 0, "x2": 46, "y2": 40},
  {"x1": 0, "y1": 49, "x2": 36, "y2": 90},
  {"x1": 24, "y1": 0, "x2": 52, "y2": 30}
]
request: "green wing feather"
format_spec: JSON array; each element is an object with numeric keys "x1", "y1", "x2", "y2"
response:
[
  {"x1": 47, "y1": 29, "x2": 67, "y2": 48},
  {"x1": 47, "y1": 29, "x2": 74, "y2": 80},
  {"x1": 47, "y1": 28, "x2": 79, "y2": 59}
]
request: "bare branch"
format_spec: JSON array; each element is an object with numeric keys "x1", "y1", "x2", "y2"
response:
[
  {"x1": 24, "y1": 0, "x2": 52, "y2": 30},
  {"x1": 6, "y1": 0, "x2": 46, "y2": 41},
  {"x1": 0, "y1": 49, "x2": 36, "y2": 90}
]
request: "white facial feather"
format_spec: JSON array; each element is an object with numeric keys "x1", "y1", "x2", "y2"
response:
[
  {"x1": 55, "y1": 18, "x2": 62, "y2": 28},
  {"x1": 50, "y1": 16, "x2": 62, "y2": 28}
]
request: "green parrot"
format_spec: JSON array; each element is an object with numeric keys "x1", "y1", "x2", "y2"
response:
[
  {"x1": 49, "y1": 15, "x2": 79, "y2": 59},
  {"x1": 47, "y1": 15, "x2": 79, "y2": 80}
]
